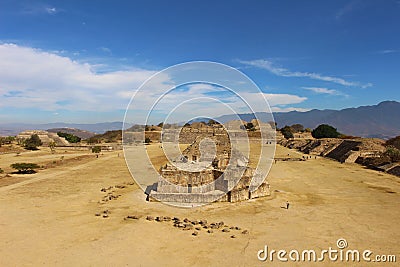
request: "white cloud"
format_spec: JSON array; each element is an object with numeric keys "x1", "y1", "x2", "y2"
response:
[
  {"x1": 0, "y1": 44, "x2": 310, "y2": 123},
  {"x1": 21, "y1": 4, "x2": 60, "y2": 15},
  {"x1": 377, "y1": 49, "x2": 397, "y2": 54},
  {"x1": 270, "y1": 106, "x2": 311, "y2": 112},
  {"x1": 262, "y1": 93, "x2": 307, "y2": 106},
  {"x1": 0, "y1": 43, "x2": 166, "y2": 111},
  {"x1": 45, "y1": 7, "x2": 57, "y2": 14},
  {"x1": 99, "y1": 47, "x2": 112, "y2": 53},
  {"x1": 302, "y1": 87, "x2": 348, "y2": 97},
  {"x1": 238, "y1": 59, "x2": 372, "y2": 88}
]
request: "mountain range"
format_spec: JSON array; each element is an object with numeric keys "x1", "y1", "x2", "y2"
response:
[
  {"x1": 0, "y1": 122, "x2": 130, "y2": 137},
  {"x1": 0, "y1": 101, "x2": 399, "y2": 139},
  {"x1": 215, "y1": 101, "x2": 400, "y2": 139}
]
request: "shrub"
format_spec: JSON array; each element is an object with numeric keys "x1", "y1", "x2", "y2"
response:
[
  {"x1": 57, "y1": 132, "x2": 81, "y2": 143},
  {"x1": 92, "y1": 146, "x2": 101, "y2": 153},
  {"x1": 290, "y1": 124, "x2": 304, "y2": 133},
  {"x1": 385, "y1": 146, "x2": 400, "y2": 162},
  {"x1": 386, "y1": 136, "x2": 400, "y2": 150},
  {"x1": 11, "y1": 163, "x2": 40, "y2": 174},
  {"x1": 245, "y1": 122, "x2": 255, "y2": 131},
  {"x1": 145, "y1": 137, "x2": 151, "y2": 144},
  {"x1": 312, "y1": 124, "x2": 341, "y2": 139},
  {"x1": 0, "y1": 168, "x2": 3, "y2": 174},
  {"x1": 24, "y1": 134, "x2": 42, "y2": 150},
  {"x1": 281, "y1": 125, "x2": 294, "y2": 139}
]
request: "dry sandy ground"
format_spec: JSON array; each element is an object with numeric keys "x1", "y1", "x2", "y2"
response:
[{"x1": 0, "y1": 144, "x2": 399, "y2": 266}]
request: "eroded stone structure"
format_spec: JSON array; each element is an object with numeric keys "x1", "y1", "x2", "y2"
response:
[
  {"x1": 17, "y1": 130, "x2": 70, "y2": 146},
  {"x1": 148, "y1": 132, "x2": 270, "y2": 204}
]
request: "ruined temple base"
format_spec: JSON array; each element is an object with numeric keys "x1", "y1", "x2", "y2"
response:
[{"x1": 148, "y1": 182, "x2": 271, "y2": 204}]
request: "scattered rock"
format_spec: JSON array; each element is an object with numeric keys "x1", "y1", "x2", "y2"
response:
[
  {"x1": 95, "y1": 213, "x2": 101, "y2": 216},
  {"x1": 235, "y1": 227, "x2": 241, "y2": 230},
  {"x1": 192, "y1": 231, "x2": 199, "y2": 236},
  {"x1": 125, "y1": 215, "x2": 139, "y2": 220},
  {"x1": 222, "y1": 228, "x2": 230, "y2": 233},
  {"x1": 195, "y1": 227, "x2": 201, "y2": 231},
  {"x1": 230, "y1": 235, "x2": 236, "y2": 238},
  {"x1": 184, "y1": 223, "x2": 193, "y2": 229},
  {"x1": 146, "y1": 216, "x2": 154, "y2": 221},
  {"x1": 241, "y1": 230, "x2": 249, "y2": 234},
  {"x1": 199, "y1": 220, "x2": 207, "y2": 225},
  {"x1": 229, "y1": 226, "x2": 235, "y2": 230},
  {"x1": 183, "y1": 218, "x2": 190, "y2": 223},
  {"x1": 207, "y1": 229, "x2": 213, "y2": 233},
  {"x1": 102, "y1": 214, "x2": 109, "y2": 218}
]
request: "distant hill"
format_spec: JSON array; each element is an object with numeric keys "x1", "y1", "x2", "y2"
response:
[
  {"x1": 47, "y1": 128, "x2": 96, "y2": 140},
  {"x1": 0, "y1": 122, "x2": 132, "y2": 136},
  {"x1": 87, "y1": 130, "x2": 122, "y2": 143},
  {"x1": 215, "y1": 101, "x2": 400, "y2": 139},
  {"x1": 1, "y1": 101, "x2": 399, "y2": 139}
]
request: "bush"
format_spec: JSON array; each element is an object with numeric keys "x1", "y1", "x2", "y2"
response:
[
  {"x1": 92, "y1": 146, "x2": 101, "y2": 153},
  {"x1": 290, "y1": 124, "x2": 304, "y2": 133},
  {"x1": 25, "y1": 134, "x2": 42, "y2": 150},
  {"x1": 145, "y1": 137, "x2": 151, "y2": 144},
  {"x1": 245, "y1": 122, "x2": 255, "y2": 131},
  {"x1": 386, "y1": 136, "x2": 400, "y2": 150},
  {"x1": 312, "y1": 124, "x2": 340, "y2": 139},
  {"x1": 281, "y1": 125, "x2": 294, "y2": 139},
  {"x1": 0, "y1": 168, "x2": 3, "y2": 174},
  {"x1": 385, "y1": 146, "x2": 400, "y2": 162},
  {"x1": 0, "y1": 136, "x2": 15, "y2": 146},
  {"x1": 57, "y1": 132, "x2": 81, "y2": 143},
  {"x1": 11, "y1": 163, "x2": 40, "y2": 174}
]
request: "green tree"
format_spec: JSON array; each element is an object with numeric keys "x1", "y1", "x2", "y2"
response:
[
  {"x1": 92, "y1": 146, "x2": 101, "y2": 153},
  {"x1": 207, "y1": 119, "x2": 217, "y2": 126},
  {"x1": 281, "y1": 125, "x2": 294, "y2": 139},
  {"x1": 245, "y1": 122, "x2": 255, "y2": 131},
  {"x1": 385, "y1": 146, "x2": 400, "y2": 162},
  {"x1": 311, "y1": 124, "x2": 341, "y2": 139},
  {"x1": 57, "y1": 132, "x2": 81, "y2": 143},
  {"x1": 24, "y1": 134, "x2": 42, "y2": 150},
  {"x1": 291, "y1": 124, "x2": 304, "y2": 133},
  {"x1": 11, "y1": 163, "x2": 40, "y2": 174},
  {"x1": 0, "y1": 136, "x2": 15, "y2": 146},
  {"x1": 386, "y1": 136, "x2": 400, "y2": 150},
  {"x1": 49, "y1": 141, "x2": 56, "y2": 153}
]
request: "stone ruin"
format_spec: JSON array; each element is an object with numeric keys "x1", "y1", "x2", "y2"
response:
[
  {"x1": 147, "y1": 131, "x2": 271, "y2": 204},
  {"x1": 17, "y1": 130, "x2": 70, "y2": 146}
]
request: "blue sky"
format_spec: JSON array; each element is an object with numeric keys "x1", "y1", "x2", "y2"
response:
[{"x1": 0, "y1": 0, "x2": 399, "y2": 123}]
